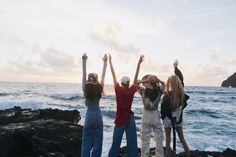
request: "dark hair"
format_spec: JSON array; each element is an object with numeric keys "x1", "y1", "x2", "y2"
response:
[
  {"x1": 84, "y1": 83, "x2": 103, "y2": 101},
  {"x1": 144, "y1": 85, "x2": 161, "y2": 102},
  {"x1": 121, "y1": 82, "x2": 129, "y2": 89}
]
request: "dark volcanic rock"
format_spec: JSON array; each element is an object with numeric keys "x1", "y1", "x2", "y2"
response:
[
  {"x1": 1, "y1": 107, "x2": 236, "y2": 157},
  {"x1": 222, "y1": 72, "x2": 236, "y2": 87},
  {"x1": 119, "y1": 146, "x2": 236, "y2": 157},
  {"x1": 0, "y1": 106, "x2": 82, "y2": 157}
]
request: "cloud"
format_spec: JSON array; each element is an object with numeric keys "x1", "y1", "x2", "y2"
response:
[
  {"x1": 187, "y1": 64, "x2": 227, "y2": 86},
  {"x1": 198, "y1": 28, "x2": 236, "y2": 38},
  {"x1": 0, "y1": 45, "x2": 80, "y2": 83},
  {"x1": 103, "y1": 52, "x2": 173, "y2": 83},
  {"x1": 10, "y1": 37, "x2": 29, "y2": 48},
  {"x1": 6, "y1": 57, "x2": 39, "y2": 74},
  {"x1": 33, "y1": 44, "x2": 78, "y2": 72},
  {"x1": 129, "y1": 55, "x2": 173, "y2": 81},
  {"x1": 224, "y1": 59, "x2": 236, "y2": 65},
  {"x1": 89, "y1": 24, "x2": 139, "y2": 54},
  {"x1": 210, "y1": 46, "x2": 221, "y2": 61},
  {"x1": 142, "y1": 58, "x2": 172, "y2": 73}
]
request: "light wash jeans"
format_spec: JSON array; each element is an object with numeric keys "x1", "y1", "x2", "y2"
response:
[
  {"x1": 108, "y1": 115, "x2": 138, "y2": 157},
  {"x1": 81, "y1": 101, "x2": 103, "y2": 157}
]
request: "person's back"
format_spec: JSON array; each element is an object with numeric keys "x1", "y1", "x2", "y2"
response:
[
  {"x1": 114, "y1": 83, "x2": 137, "y2": 126},
  {"x1": 84, "y1": 82, "x2": 102, "y2": 109},
  {"x1": 138, "y1": 74, "x2": 165, "y2": 157},
  {"x1": 108, "y1": 54, "x2": 144, "y2": 157},
  {"x1": 161, "y1": 73, "x2": 190, "y2": 157},
  {"x1": 81, "y1": 54, "x2": 107, "y2": 157}
]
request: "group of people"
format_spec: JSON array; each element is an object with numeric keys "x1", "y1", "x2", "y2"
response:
[{"x1": 81, "y1": 53, "x2": 190, "y2": 157}]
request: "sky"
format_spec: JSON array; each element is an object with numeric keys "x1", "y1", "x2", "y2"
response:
[{"x1": 0, "y1": 0, "x2": 235, "y2": 86}]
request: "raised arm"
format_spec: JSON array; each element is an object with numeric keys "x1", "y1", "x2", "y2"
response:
[
  {"x1": 173, "y1": 60, "x2": 184, "y2": 87},
  {"x1": 133, "y1": 54, "x2": 144, "y2": 85},
  {"x1": 108, "y1": 54, "x2": 117, "y2": 86},
  {"x1": 82, "y1": 53, "x2": 87, "y2": 92},
  {"x1": 156, "y1": 77, "x2": 165, "y2": 92},
  {"x1": 158, "y1": 78, "x2": 165, "y2": 87},
  {"x1": 100, "y1": 54, "x2": 108, "y2": 87}
]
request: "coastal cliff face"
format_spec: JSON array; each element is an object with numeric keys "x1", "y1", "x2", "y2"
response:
[{"x1": 222, "y1": 73, "x2": 236, "y2": 87}]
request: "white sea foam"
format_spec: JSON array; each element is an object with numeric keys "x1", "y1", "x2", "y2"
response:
[{"x1": 0, "y1": 83, "x2": 235, "y2": 157}]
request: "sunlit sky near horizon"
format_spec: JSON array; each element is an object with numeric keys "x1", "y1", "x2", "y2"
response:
[{"x1": 0, "y1": 0, "x2": 235, "y2": 86}]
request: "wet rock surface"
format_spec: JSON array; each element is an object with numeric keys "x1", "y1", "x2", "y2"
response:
[
  {"x1": 0, "y1": 106, "x2": 82, "y2": 157},
  {"x1": 1, "y1": 106, "x2": 235, "y2": 157},
  {"x1": 118, "y1": 146, "x2": 236, "y2": 157}
]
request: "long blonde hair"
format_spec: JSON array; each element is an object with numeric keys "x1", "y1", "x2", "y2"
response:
[{"x1": 166, "y1": 75, "x2": 184, "y2": 111}]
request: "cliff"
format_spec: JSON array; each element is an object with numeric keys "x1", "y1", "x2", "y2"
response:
[{"x1": 222, "y1": 73, "x2": 236, "y2": 87}]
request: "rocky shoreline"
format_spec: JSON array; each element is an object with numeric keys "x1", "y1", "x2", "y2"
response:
[
  {"x1": 0, "y1": 106, "x2": 82, "y2": 157},
  {"x1": 0, "y1": 107, "x2": 235, "y2": 157},
  {"x1": 119, "y1": 146, "x2": 236, "y2": 157}
]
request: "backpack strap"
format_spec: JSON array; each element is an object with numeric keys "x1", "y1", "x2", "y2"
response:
[{"x1": 169, "y1": 115, "x2": 177, "y2": 155}]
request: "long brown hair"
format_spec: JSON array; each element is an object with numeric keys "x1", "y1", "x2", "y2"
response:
[
  {"x1": 85, "y1": 83, "x2": 103, "y2": 101},
  {"x1": 166, "y1": 75, "x2": 184, "y2": 111},
  {"x1": 144, "y1": 85, "x2": 161, "y2": 102},
  {"x1": 85, "y1": 73, "x2": 103, "y2": 101}
]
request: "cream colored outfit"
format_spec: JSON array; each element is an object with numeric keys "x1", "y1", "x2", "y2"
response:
[{"x1": 139, "y1": 86, "x2": 164, "y2": 157}]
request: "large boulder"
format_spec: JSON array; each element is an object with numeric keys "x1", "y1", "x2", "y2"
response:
[
  {"x1": 0, "y1": 106, "x2": 82, "y2": 157},
  {"x1": 222, "y1": 72, "x2": 236, "y2": 87}
]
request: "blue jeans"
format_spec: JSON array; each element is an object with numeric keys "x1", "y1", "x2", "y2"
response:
[
  {"x1": 108, "y1": 115, "x2": 138, "y2": 157},
  {"x1": 81, "y1": 109, "x2": 103, "y2": 157}
]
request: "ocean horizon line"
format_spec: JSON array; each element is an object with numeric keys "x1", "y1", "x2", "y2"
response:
[{"x1": 0, "y1": 81, "x2": 224, "y2": 88}]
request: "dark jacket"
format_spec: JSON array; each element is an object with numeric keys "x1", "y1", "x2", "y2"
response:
[
  {"x1": 161, "y1": 67, "x2": 190, "y2": 120},
  {"x1": 160, "y1": 93, "x2": 189, "y2": 120}
]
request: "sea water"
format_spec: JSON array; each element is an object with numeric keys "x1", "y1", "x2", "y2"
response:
[{"x1": 0, "y1": 82, "x2": 235, "y2": 156}]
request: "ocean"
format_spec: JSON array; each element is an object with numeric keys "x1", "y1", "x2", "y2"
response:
[{"x1": 0, "y1": 82, "x2": 235, "y2": 156}]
